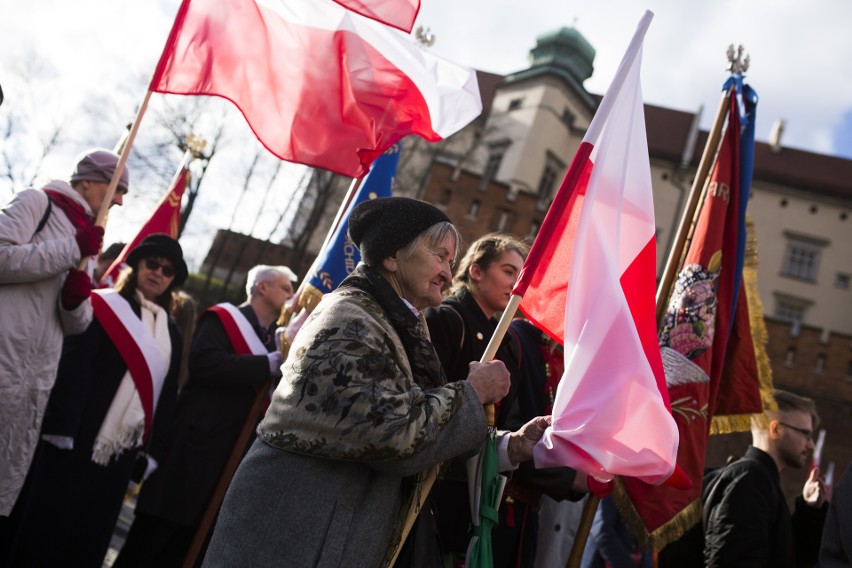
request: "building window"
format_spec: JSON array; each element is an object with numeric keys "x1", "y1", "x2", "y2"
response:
[
  {"x1": 773, "y1": 292, "x2": 812, "y2": 327},
  {"x1": 438, "y1": 187, "x2": 452, "y2": 207},
  {"x1": 775, "y1": 301, "x2": 805, "y2": 324},
  {"x1": 527, "y1": 219, "x2": 541, "y2": 240},
  {"x1": 835, "y1": 273, "x2": 850, "y2": 289},
  {"x1": 781, "y1": 232, "x2": 827, "y2": 282},
  {"x1": 561, "y1": 108, "x2": 576, "y2": 128},
  {"x1": 537, "y1": 152, "x2": 565, "y2": 202},
  {"x1": 508, "y1": 98, "x2": 523, "y2": 111},
  {"x1": 781, "y1": 244, "x2": 819, "y2": 280},
  {"x1": 538, "y1": 165, "x2": 558, "y2": 198},
  {"x1": 490, "y1": 208, "x2": 515, "y2": 232},
  {"x1": 480, "y1": 150, "x2": 505, "y2": 191},
  {"x1": 815, "y1": 353, "x2": 827, "y2": 374},
  {"x1": 467, "y1": 199, "x2": 480, "y2": 220},
  {"x1": 784, "y1": 347, "x2": 796, "y2": 367}
]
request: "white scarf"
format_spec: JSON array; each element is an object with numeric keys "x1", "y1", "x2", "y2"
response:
[{"x1": 91, "y1": 291, "x2": 171, "y2": 465}]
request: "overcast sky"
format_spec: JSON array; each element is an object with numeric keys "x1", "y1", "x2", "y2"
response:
[{"x1": 1, "y1": 0, "x2": 850, "y2": 268}]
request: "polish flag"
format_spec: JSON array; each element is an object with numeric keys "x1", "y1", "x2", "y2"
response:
[
  {"x1": 514, "y1": 11, "x2": 679, "y2": 485},
  {"x1": 331, "y1": 0, "x2": 419, "y2": 33},
  {"x1": 150, "y1": 0, "x2": 481, "y2": 178},
  {"x1": 99, "y1": 167, "x2": 188, "y2": 288}
]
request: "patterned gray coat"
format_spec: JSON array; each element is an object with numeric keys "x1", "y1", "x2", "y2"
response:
[{"x1": 203, "y1": 285, "x2": 488, "y2": 568}]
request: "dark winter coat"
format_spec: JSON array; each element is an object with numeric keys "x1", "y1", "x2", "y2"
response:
[
  {"x1": 5, "y1": 295, "x2": 181, "y2": 568},
  {"x1": 134, "y1": 304, "x2": 274, "y2": 527},
  {"x1": 422, "y1": 291, "x2": 579, "y2": 566},
  {"x1": 704, "y1": 445, "x2": 827, "y2": 568}
]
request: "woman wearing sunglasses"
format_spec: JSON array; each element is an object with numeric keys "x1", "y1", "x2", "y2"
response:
[{"x1": 5, "y1": 234, "x2": 188, "y2": 568}]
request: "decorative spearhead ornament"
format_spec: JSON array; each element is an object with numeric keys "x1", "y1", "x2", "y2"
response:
[{"x1": 726, "y1": 44, "x2": 750, "y2": 74}]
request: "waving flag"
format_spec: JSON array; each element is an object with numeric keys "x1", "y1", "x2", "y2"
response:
[
  {"x1": 617, "y1": 79, "x2": 761, "y2": 549},
  {"x1": 99, "y1": 167, "x2": 188, "y2": 287},
  {"x1": 151, "y1": 0, "x2": 481, "y2": 178},
  {"x1": 513, "y1": 11, "x2": 679, "y2": 486},
  {"x1": 331, "y1": 0, "x2": 419, "y2": 32}
]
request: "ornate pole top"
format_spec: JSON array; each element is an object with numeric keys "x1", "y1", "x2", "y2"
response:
[
  {"x1": 414, "y1": 25, "x2": 435, "y2": 48},
  {"x1": 726, "y1": 44, "x2": 750, "y2": 74},
  {"x1": 185, "y1": 133, "x2": 208, "y2": 158}
]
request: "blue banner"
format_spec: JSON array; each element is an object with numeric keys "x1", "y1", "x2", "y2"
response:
[{"x1": 307, "y1": 142, "x2": 400, "y2": 294}]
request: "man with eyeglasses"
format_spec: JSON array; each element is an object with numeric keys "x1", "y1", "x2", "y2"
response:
[
  {"x1": 0, "y1": 148, "x2": 129, "y2": 525},
  {"x1": 703, "y1": 389, "x2": 828, "y2": 568},
  {"x1": 114, "y1": 264, "x2": 299, "y2": 568}
]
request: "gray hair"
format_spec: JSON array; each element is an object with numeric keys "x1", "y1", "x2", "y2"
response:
[
  {"x1": 246, "y1": 265, "x2": 298, "y2": 297},
  {"x1": 396, "y1": 221, "x2": 462, "y2": 264}
]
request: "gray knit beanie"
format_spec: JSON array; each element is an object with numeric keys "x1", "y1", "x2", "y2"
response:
[{"x1": 69, "y1": 148, "x2": 130, "y2": 193}]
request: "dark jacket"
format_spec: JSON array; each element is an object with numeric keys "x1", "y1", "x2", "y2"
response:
[
  {"x1": 6, "y1": 295, "x2": 181, "y2": 568},
  {"x1": 422, "y1": 291, "x2": 578, "y2": 566},
  {"x1": 818, "y1": 464, "x2": 852, "y2": 567},
  {"x1": 135, "y1": 304, "x2": 275, "y2": 526},
  {"x1": 704, "y1": 446, "x2": 827, "y2": 568}
]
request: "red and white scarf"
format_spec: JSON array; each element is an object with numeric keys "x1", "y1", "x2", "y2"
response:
[
  {"x1": 208, "y1": 303, "x2": 268, "y2": 356},
  {"x1": 90, "y1": 289, "x2": 171, "y2": 465}
]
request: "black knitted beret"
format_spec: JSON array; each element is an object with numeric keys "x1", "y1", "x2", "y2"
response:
[{"x1": 348, "y1": 197, "x2": 450, "y2": 267}]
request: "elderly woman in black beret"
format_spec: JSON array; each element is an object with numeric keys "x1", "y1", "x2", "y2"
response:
[
  {"x1": 201, "y1": 198, "x2": 548, "y2": 568},
  {"x1": 5, "y1": 234, "x2": 187, "y2": 568}
]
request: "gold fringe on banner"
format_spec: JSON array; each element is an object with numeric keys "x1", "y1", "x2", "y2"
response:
[
  {"x1": 298, "y1": 283, "x2": 325, "y2": 313},
  {"x1": 709, "y1": 216, "x2": 777, "y2": 435},
  {"x1": 613, "y1": 478, "x2": 703, "y2": 552}
]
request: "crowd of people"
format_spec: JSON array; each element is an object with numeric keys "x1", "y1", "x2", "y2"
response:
[{"x1": 0, "y1": 150, "x2": 848, "y2": 568}]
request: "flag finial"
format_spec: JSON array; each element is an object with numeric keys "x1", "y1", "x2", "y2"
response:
[
  {"x1": 185, "y1": 133, "x2": 208, "y2": 158},
  {"x1": 726, "y1": 44, "x2": 750, "y2": 74},
  {"x1": 414, "y1": 25, "x2": 435, "y2": 48}
]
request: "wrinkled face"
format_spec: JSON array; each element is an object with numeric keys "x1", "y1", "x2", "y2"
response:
[
  {"x1": 774, "y1": 410, "x2": 815, "y2": 470},
  {"x1": 258, "y1": 273, "x2": 294, "y2": 313},
  {"x1": 470, "y1": 250, "x2": 524, "y2": 317},
  {"x1": 80, "y1": 180, "x2": 126, "y2": 213},
  {"x1": 136, "y1": 256, "x2": 176, "y2": 301},
  {"x1": 393, "y1": 233, "x2": 455, "y2": 311}
]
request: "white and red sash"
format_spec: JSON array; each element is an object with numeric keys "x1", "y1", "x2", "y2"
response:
[
  {"x1": 208, "y1": 303, "x2": 268, "y2": 356},
  {"x1": 91, "y1": 289, "x2": 170, "y2": 438}
]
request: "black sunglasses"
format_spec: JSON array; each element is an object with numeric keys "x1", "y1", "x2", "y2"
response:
[{"x1": 144, "y1": 258, "x2": 176, "y2": 278}]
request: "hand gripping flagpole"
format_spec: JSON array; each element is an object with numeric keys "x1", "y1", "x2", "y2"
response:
[
  {"x1": 76, "y1": 90, "x2": 154, "y2": 271},
  {"x1": 389, "y1": 294, "x2": 522, "y2": 568}
]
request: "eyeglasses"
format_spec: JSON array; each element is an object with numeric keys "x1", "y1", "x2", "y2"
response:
[
  {"x1": 144, "y1": 258, "x2": 175, "y2": 278},
  {"x1": 778, "y1": 421, "x2": 813, "y2": 440}
]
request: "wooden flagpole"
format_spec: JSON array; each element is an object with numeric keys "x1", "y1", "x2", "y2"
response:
[
  {"x1": 183, "y1": 174, "x2": 362, "y2": 567},
  {"x1": 654, "y1": 91, "x2": 731, "y2": 324},
  {"x1": 566, "y1": 90, "x2": 733, "y2": 568},
  {"x1": 181, "y1": 379, "x2": 270, "y2": 568},
  {"x1": 77, "y1": 90, "x2": 154, "y2": 271},
  {"x1": 388, "y1": 294, "x2": 522, "y2": 567},
  {"x1": 276, "y1": 176, "x2": 361, "y2": 326}
]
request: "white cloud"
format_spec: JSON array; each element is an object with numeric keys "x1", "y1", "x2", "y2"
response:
[{"x1": 1, "y1": 0, "x2": 850, "y2": 268}]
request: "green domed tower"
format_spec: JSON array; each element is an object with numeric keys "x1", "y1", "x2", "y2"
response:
[{"x1": 503, "y1": 25, "x2": 597, "y2": 108}]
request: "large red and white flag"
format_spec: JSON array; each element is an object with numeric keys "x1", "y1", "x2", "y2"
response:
[
  {"x1": 514, "y1": 11, "x2": 680, "y2": 485},
  {"x1": 99, "y1": 167, "x2": 188, "y2": 287},
  {"x1": 331, "y1": 0, "x2": 419, "y2": 33},
  {"x1": 150, "y1": 0, "x2": 481, "y2": 178}
]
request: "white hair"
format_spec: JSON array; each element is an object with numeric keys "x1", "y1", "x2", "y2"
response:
[{"x1": 246, "y1": 265, "x2": 298, "y2": 297}]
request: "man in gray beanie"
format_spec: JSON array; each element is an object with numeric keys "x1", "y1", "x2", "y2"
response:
[{"x1": 0, "y1": 148, "x2": 130, "y2": 522}]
